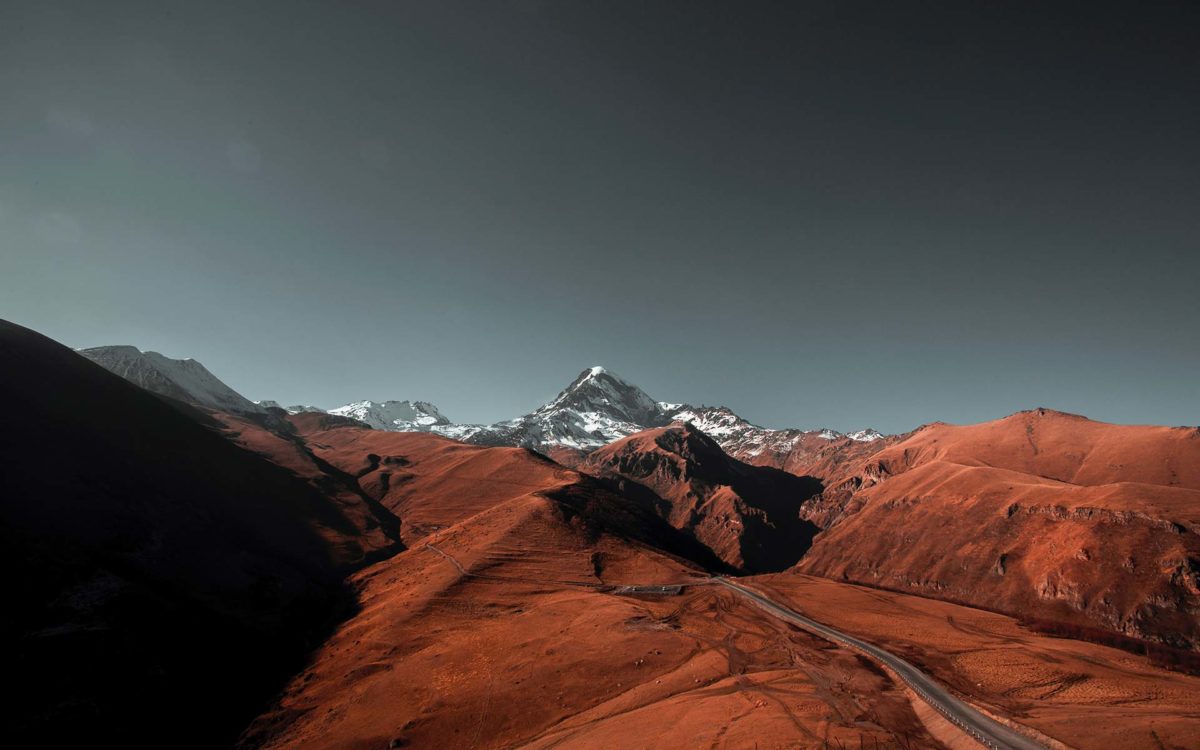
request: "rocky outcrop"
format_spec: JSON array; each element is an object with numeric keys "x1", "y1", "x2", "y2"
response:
[{"x1": 582, "y1": 423, "x2": 822, "y2": 573}]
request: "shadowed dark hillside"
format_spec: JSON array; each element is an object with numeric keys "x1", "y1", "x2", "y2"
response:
[{"x1": 0, "y1": 319, "x2": 400, "y2": 747}]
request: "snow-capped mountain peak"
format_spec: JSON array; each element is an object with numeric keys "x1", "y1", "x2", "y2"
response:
[
  {"x1": 79, "y1": 345, "x2": 264, "y2": 414},
  {"x1": 538, "y1": 366, "x2": 662, "y2": 426},
  {"x1": 462, "y1": 366, "x2": 665, "y2": 450},
  {"x1": 457, "y1": 368, "x2": 892, "y2": 455},
  {"x1": 846, "y1": 428, "x2": 884, "y2": 442}
]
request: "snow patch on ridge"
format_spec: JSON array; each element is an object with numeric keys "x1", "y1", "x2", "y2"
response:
[
  {"x1": 847, "y1": 429, "x2": 884, "y2": 442},
  {"x1": 328, "y1": 400, "x2": 450, "y2": 432}
]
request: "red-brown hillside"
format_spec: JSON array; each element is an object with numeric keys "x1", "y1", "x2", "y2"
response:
[
  {"x1": 798, "y1": 409, "x2": 1200, "y2": 648},
  {"x1": 582, "y1": 424, "x2": 822, "y2": 573},
  {"x1": 246, "y1": 410, "x2": 1200, "y2": 750},
  {"x1": 0, "y1": 319, "x2": 401, "y2": 747},
  {"x1": 243, "y1": 462, "x2": 935, "y2": 750},
  {"x1": 867, "y1": 408, "x2": 1200, "y2": 489},
  {"x1": 286, "y1": 417, "x2": 731, "y2": 570}
]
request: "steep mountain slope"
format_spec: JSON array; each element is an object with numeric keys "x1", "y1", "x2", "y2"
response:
[
  {"x1": 582, "y1": 424, "x2": 822, "y2": 573},
  {"x1": 78, "y1": 344, "x2": 265, "y2": 414},
  {"x1": 797, "y1": 409, "x2": 1200, "y2": 648},
  {"x1": 0, "y1": 320, "x2": 401, "y2": 747}
]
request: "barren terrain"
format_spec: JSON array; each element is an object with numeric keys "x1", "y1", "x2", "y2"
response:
[
  {"x1": 245, "y1": 499, "x2": 937, "y2": 750},
  {"x1": 754, "y1": 574, "x2": 1200, "y2": 749},
  {"x1": 800, "y1": 410, "x2": 1200, "y2": 647}
]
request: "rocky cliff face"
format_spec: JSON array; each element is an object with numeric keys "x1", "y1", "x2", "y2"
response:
[{"x1": 583, "y1": 423, "x2": 822, "y2": 573}]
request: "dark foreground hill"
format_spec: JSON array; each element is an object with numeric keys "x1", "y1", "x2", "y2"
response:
[{"x1": 0, "y1": 320, "x2": 400, "y2": 747}]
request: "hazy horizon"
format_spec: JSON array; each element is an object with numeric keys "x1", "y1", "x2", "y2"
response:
[{"x1": 4, "y1": 1, "x2": 1198, "y2": 433}]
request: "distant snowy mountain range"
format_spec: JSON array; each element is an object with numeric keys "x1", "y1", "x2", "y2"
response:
[
  {"x1": 450, "y1": 366, "x2": 883, "y2": 452},
  {"x1": 79, "y1": 347, "x2": 885, "y2": 455}
]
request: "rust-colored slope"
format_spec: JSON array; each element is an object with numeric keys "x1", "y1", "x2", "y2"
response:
[
  {"x1": 753, "y1": 574, "x2": 1200, "y2": 750},
  {"x1": 285, "y1": 420, "x2": 732, "y2": 572},
  {"x1": 866, "y1": 408, "x2": 1200, "y2": 489},
  {"x1": 798, "y1": 409, "x2": 1200, "y2": 648},
  {"x1": 244, "y1": 487, "x2": 936, "y2": 750},
  {"x1": 299, "y1": 426, "x2": 574, "y2": 543},
  {"x1": 583, "y1": 424, "x2": 822, "y2": 573}
]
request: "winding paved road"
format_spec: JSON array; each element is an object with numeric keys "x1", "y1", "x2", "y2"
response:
[{"x1": 714, "y1": 577, "x2": 1049, "y2": 750}]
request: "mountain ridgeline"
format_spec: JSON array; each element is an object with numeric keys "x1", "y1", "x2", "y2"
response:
[
  {"x1": 55, "y1": 331, "x2": 1200, "y2": 669},
  {"x1": 79, "y1": 352, "x2": 892, "y2": 472}
]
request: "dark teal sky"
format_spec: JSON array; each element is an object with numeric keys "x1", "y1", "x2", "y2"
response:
[{"x1": 3, "y1": 1, "x2": 1198, "y2": 432}]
